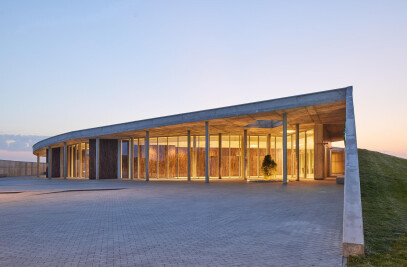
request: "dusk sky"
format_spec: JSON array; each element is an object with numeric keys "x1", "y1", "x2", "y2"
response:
[{"x1": 1, "y1": 0, "x2": 406, "y2": 161}]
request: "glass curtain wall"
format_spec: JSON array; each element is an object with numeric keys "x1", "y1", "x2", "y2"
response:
[
  {"x1": 128, "y1": 132, "x2": 314, "y2": 180},
  {"x1": 67, "y1": 142, "x2": 89, "y2": 178}
]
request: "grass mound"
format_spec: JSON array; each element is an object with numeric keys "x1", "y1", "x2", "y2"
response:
[{"x1": 349, "y1": 149, "x2": 407, "y2": 266}]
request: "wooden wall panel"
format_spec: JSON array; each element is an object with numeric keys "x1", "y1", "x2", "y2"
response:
[
  {"x1": 99, "y1": 139, "x2": 118, "y2": 179},
  {"x1": 51, "y1": 147, "x2": 61, "y2": 177},
  {"x1": 89, "y1": 139, "x2": 96, "y2": 179}
]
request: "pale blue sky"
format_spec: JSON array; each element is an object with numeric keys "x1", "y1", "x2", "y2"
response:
[{"x1": 1, "y1": 0, "x2": 406, "y2": 161}]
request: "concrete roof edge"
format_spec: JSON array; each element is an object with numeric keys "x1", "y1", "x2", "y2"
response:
[{"x1": 33, "y1": 86, "x2": 351, "y2": 153}]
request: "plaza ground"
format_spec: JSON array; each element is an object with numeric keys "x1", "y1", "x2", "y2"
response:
[{"x1": 0, "y1": 177, "x2": 343, "y2": 266}]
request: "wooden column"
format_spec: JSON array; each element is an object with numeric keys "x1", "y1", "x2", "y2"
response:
[
  {"x1": 205, "y1": 121, "x2": 209, "y2": 183},
  {"x1": 267, "y1": 134, "x2": 271, "y2": 155}
]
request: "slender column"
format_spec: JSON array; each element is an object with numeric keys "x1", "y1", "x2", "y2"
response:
[
  {"x1": 283, "y1": 113, "x2": 288, "y2": 184},
  {"x1": 145, "y1": 131, "x2": 149, "y2": 181},
  {"x1": 47, "y1": 147, "x2": 52, "y2": 179},
  {"x1": 37, "y1": 154, "x2": 40, "y2": 177},
  {"x1": 218, "y1": 133, "x2": 222, "y2": 179},
  {"x1": 243, "y1": 130, "x2": 247, "y2": 180},
  {"x1": 117, "y1": 139, "x2": 122, "y2": 179},
  {"x1": 84, "y1": 143, "x2": 88, "y2": 178},
  {"x1": 130, "y1": 137, "x2": 134, "y2": 180},
  {"x1": 267, "y1": 134, "x2": 271, "y2": 155},
  {"x1": 205, "y1": 121, "x2": 209, "y2": 183},
  {"x1": 193, "y1": 136, "x2": 197, "y2": 177},
  {"x1": 296, "y1": 124, "x2": 300, "y2": 181},
  {"x1": 63, "y1": 142, "x2": 67, "y2": 179},
  {"x1": 96, "y1": 138, "x2": 100, "y2": 180},
  {"x1": 187, "y1": 130, "x2": 191, "y2": 181}
]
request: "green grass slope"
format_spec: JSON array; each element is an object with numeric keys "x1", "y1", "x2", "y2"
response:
[{"x1": 349, "y1": 149, "x2": 407, "y2": 266}]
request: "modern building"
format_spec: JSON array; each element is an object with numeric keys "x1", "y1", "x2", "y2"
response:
[{"x1": 32, "y1": 86, "x2": 364, "y2": 256}]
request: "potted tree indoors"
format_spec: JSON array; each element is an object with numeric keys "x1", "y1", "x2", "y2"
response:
[{"x1": 261, "y1": 155, "x2": 277, "y2": 181}]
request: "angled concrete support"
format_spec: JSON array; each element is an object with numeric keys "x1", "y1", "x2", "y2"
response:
[
  {"x1": 343, "y1": 86, "x2": 365, "y2": 257},
  {"x1": 283, "y1": 113, "x2": 287, "y2": 184},
  {"x1": 63, "y1": 142, "x2": 67, "y2": 179},
  {"x1": 296, "y1": 124, "x2": 300, "y2": 181},
  {"x1": 117, "y1": 139, "x2": 122, "y2": 179},
  {"x1": 205, "y1": 121, "x2": 209, "y2": 183},
  {"x1": 145, "y1": 131, "x2": 149, "y2": 181},
  {"x1": 187, "y1": 130, "x2": 191, "y2": 181}
]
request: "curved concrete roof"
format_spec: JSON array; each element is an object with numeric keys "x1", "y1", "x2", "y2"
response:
[{"x1": 33, "y1": 87, "x2": 349, "y2": 153}]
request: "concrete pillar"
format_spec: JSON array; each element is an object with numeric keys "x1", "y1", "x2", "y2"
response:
[
  {"x1": 145, "y1": 131, "x2": 149, "y2": 181},
  {"x1": 47, "y1": 147, "x2": 52, "y2": 179},
  {"x1": 296, "y1": 124, "x2": 300, "y2": 181},
  {"x1": 314, "y1": 124, "x2": 324, "y2": 180},
  {"x1": 267, "y1": 134, "x2": 271, "y2": 155},
  {"x1": 117, "y1": 139, "x2": 122, "y2": 179},
  {"x1": 205, "y1": 121, "x2": 209, "y2": 183},
  {"x1": 243, "y1": 129, "x2": 247, "y2": 180},
  {"x1": 283, "y1": 113, "x2": 287, "y2": 184},
  {"x1": 37, "y1": 154, "x2": 40, "y2": 177},
  {"x1": 63, "y1": 142, "x2": 67, "y2": 179},
  {"x1": 218, "y1": 133, "x2": 222, "y2": 179},
  {"x1": 130, "y1": 137, "x2": 134, "y2": 180},
  {"x1": 96, "y1": 138, "x2": 100, "y2": 180},
  {"x1": 187, "y1": 130, "x2": 191, "y2": 181}
]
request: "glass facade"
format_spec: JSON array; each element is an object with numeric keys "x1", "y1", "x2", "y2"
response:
[
  {"x1": 62, "y1": 130, "x2": 315, "y2": 180},
  {"x1": 67, "y1": 142, "x2": 89, "y2": 178}
]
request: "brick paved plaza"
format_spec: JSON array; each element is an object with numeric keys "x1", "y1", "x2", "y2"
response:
[{"x1": 0, "y1": 177, "x2": 343, "y2": 266}]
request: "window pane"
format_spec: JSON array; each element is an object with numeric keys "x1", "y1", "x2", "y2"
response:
[
  {"x1": 133, "y1": 139, "x2": 139, "y2": 178},
  {"x1": 168, "y1": 137, "x2": 178, "y2": 178},
  {"x1": 276, "y1": 137, "x2": 283, "y2": 177},
  {"x1": 306, "y1": 129, "x2": 314, "y2": 178},
  {"x1": 230, "y1": 135, "x2": 241, "y2": 177},
  {"x1": 221, "y1": 135, "x2": 230, "y2": 177},
  {"x1": 139, "y1": 138, "x2": 146, "y2": 178},
  {"x1": 158, "y1": 137, "x2": 167, "y2": 178},
  {"x1": 122, "y1": 140, "x2": 129, "y2": 178},
  {"x1": 249, "y1": 136, "x2": 258, "y2": 177},
  {"x1": 178, "y1": 136, "x2": 188, "y2": 178},
  {"x1": 259, "y1": 136, "x2": 267, "y2": 177},
  {"x1": 149, "y1": 138, "x2": 158, "y2": 178},
  {"x1": 196, "y1": 136, "x2": 205, "y2": 177}
]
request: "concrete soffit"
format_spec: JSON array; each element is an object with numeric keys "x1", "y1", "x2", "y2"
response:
[{"x1": 33, "y1": 87, "x2": 349, "y2": 153}]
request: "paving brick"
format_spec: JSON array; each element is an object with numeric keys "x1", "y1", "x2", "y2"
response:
[{"x1": 0, "y1": 177, "x2": 343, "y2": 266}]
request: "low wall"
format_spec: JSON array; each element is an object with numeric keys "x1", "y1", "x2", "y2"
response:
[{"x1": 0, "y1": 159, "x2": 47, "y2": 177}]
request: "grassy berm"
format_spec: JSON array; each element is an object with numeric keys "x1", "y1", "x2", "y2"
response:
[{"x1": 349, "y1": 149, "x2": 407, "y2": 266}]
